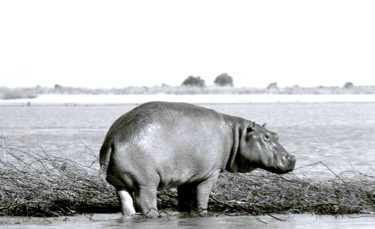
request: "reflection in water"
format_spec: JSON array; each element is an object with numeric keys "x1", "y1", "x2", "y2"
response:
[{"x1": 1, "y1": 213, "x2": 375, "y2": 229}]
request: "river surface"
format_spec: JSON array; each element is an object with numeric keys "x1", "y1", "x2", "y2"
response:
[
  {"x1": 1, "y1": 213, "x2": 375, "y2": 229},
  {"x1": 1, "y1": 103, "x2": 375, "y2": 227}
]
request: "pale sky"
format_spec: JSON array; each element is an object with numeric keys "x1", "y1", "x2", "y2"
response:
[{"x1": 1, "y1": 0, "x2": 374, "y2": 88}]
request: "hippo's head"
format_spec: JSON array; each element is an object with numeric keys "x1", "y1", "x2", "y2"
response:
[{"x1": 232, "y1": 122, "x2": 295, "y2": 174}]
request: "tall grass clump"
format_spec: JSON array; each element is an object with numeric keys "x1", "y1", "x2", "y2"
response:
[
  {"x1": 1, "y1": 144, "x2": 374, "y2": 217},
  {"x1": 0, "y1": 146, "x2": 117, "y2": 217}
]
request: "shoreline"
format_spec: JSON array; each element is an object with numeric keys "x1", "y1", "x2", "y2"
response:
[{"x1": 2, "y1": 94, "x2": 375, "y2": 106}]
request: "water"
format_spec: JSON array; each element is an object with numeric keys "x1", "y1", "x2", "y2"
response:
[
  {"x1": 1, "y1": 103, "x2": 375, "y2": 179},
  {"x1": 1, "y1": 213, "x2": 375, "y2": 228}
]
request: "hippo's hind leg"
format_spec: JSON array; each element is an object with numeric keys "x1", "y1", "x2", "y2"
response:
[
  {"x1": 133, "y1": 185, "x2": 159, "y2": 218},
  {"x1": 116, "y1": 188, "x2": 136, "y2": 216}
]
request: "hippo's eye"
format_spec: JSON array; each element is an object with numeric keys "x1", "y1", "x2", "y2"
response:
[{"x1": 263, "y1": 134, "x2": 270, "y2": 141}]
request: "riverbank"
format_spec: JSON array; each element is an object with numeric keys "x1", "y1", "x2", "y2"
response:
[
  {"x1": 2, "y1": 93, "x2": 375, "y2": 106},
  {"x1": 1, "y1": 148, "x2": 374, "y2": 217}
]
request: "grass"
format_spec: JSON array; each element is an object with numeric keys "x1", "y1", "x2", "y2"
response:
[{"x1": 0, "y1": 144, "x2": 374, "y2": 217}]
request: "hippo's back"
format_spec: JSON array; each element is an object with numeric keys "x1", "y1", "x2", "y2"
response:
[{"x1": 105, "y1": 102, "x2": 226, "y2": 142}]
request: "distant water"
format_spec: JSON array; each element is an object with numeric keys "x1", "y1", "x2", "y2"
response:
[
  {"x1": 2, "y1": 93, "x2": 375, "y2": 105},
  {"x1": 1, "y1": 102, "x2": 374, "y2": 179}
]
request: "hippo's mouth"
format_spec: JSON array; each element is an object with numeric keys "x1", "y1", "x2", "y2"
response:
[
  {"x1": 260, "y1": 148, "x2": 295, "y2": 174},
  {"x1": 273, "y1": 152, "x2": 296, "y2": 174},
  {"x1": 258, "y1": 140, "x2": 296, "y2": 174}
]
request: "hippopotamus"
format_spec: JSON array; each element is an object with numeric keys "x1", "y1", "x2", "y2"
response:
[{"x1": 99, "y1": 101, "x2": 295, "y2": 217}]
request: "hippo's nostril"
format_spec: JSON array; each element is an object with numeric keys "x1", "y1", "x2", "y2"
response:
[{"x1": 286, "y1": 155, "x2": 295, "y2": 161}]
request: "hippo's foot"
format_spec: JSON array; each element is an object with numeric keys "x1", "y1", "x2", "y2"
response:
[
  {"x1": 142, "y1": 208, "x2": 160, "y2": 218},
  {"x1": 179, "y1": 209, "x2": 213, "y2": 218},
  {"x1": 134, "y1": 186, "x2": 160, "y2": 218},
  {"x1": 196, "y1": 201, "x2": 208, "y2": 213}
]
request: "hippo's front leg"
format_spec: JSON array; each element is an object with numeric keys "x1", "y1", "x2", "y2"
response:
[{"x1": 194, "y1": 170, "x2": 220, "y2": 212}]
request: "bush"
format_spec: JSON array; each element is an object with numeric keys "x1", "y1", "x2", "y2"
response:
[
  {"x1": 182, "y1": 76, "x2": 205, "y2": 87},
  {"x1": 344, "y1": 82, "x2": 354, "y2": 89},
  {"x1": 267, "y1": 82, "x2": 278, "y2": 90},
  {"x1": 214, "y1": 73, "x2": 234, "y2": 87}
]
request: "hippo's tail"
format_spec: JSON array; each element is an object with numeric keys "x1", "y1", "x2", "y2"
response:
[{"x1": 99, "y1": 143, "x2": 112, "y2": 181}]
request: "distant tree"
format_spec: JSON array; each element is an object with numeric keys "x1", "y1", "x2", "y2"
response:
[
  {"x1": 54, "y1": 84, "x2": 62, "y2": 89},
  {"x1": 54, "y1": 84, "x2": 63, "y2": 93},
  {"x1": 267, "y1": 82, "x2": 278, "y2": 90},
  {"x1": 214, "y1": 73, "x2": 233, "y2": 86},
  {"x1": 343, "y1": 82, "x2": 354, "y2": 89},
  {"x1": 182, "y1": 76, "x2": 205, "y2": 87}
]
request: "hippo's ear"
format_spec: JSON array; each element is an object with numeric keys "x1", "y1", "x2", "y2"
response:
[
  {"x1": 246, "y1": 124, "x2": 255, "y2": 135},
  {"x1": 262, "y1": 123, "x2": 267, "y2": 128}
]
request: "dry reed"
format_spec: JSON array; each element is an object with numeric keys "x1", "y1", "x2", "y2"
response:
[{"x1": 1, "y1": 146, "x2": 374, "y2": 217}]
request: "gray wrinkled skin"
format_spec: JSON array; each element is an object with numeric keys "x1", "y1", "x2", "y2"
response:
[{"x1": 99, "y1": 102, "x2": 296, "y2": 217}]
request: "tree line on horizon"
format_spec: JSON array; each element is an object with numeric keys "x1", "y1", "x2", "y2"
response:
[
  {"x1": 0, "y1": 72, "x2": 371, "y2": 100},
  {"x1": 181, "y1": 73, "x2": 357, "y2": 90}
]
